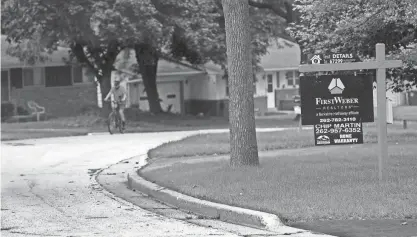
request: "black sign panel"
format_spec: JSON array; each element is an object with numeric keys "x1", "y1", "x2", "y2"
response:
[
  {"x1": 300, "y1": 75, "x2": 374, "y2": 125},
  {"x1": 314, "y1": 115, "x2": 364, "y2": 146},
  {"x1": 309, "y1": 53, "x2": 360, "y2": 64}
]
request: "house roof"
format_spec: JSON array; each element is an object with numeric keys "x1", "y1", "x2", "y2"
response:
[
  {"x1": 2, "y1": 34, "x2": 301, "y2": 74},
  {"x1": 114, "y1": 49, "x2": 205, "y2": 76},
  {"x1": 1, "y1": 35, "x2": 205, "y2": 76},
  {"x1": 259, "y1": 40, "x2": 301, "y2": 71},
  {"x1": 1, "y1": 35, "x2": 71, "y2": 68}
]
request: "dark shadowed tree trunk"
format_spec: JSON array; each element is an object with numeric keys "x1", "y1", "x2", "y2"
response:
[
  {"x1": 98, "y1": 68, "x2": 113, "y2": 117},
  {"x1": 134, "y1": 43, "x2": 163, "y2": 114},
  {"x1": 222, "y1": 0, "x2": 259, "y2": 167},
  {"x1": 71, "y1": 42, "x2": 119, "y2": 117}
]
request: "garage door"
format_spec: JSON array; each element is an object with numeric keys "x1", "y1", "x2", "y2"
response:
[{"x1": 136, "y1": 81, "x2": 182, "y2": 113}]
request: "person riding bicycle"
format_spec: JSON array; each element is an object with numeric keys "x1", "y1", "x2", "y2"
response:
[{"x1": 104, "y1": 78, "x2": 127, "y2": 129}]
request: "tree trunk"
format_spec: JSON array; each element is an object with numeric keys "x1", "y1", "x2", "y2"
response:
[
  {"x1": 134, "y1": 44, "x2": 163, "y2": 114},
  {"x1": 222, "y1": 0, "x2": 259, "y2": 167},
  {"x1": 99, "y1": 69, "x2": 112, "y2": 117}
]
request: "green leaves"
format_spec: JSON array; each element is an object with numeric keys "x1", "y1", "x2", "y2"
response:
[
  {"x1": 287, "y1": 0, "x2": 417, "y2": 91},
  {"x1": 2, "y1": 0, "x2": 295, "y2": 75}
]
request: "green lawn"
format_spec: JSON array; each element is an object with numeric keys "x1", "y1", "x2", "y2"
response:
[
  {"x1": 392, "y1": 105, "x2": 417, "y2": 121},
  {"x1": 149, "y1": 121, "x2": 417, "y2": 159},
  {"x1": 143, "y1": 121, "x2": 417, "y2": 237},
  {"x1": 142, "y1": 143, "x2": 417, "y2": 222},
  {"x1": 1, "y1": 113, "x2": 299, "y2": 141}
]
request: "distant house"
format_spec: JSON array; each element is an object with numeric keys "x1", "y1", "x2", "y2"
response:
[
  {"x1": 112, "y1": 49, "x2": 226, "y2": 116},
  {"x1": 113, "y1": 39, "x2": 303, "y2": 117},
  {"x1": 254, "y1": 40, "x2": 302, "y2": 111},
  {"x1": 5, "y1": 33, "x2": 409, "y2": 119},
  {"x1": 1, "y1": 35, "x2": 97, "y2": 117}
]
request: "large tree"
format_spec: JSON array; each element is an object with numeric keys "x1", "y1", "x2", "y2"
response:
[
  {"x1": 122, "y1": 0, "x2": 296, "y2": 114},
  {"x1": 222, "y1": 0, "x2": 258, "y2": 166},
  {"x1": 286, "y1": 0, "x2": 417, "y2": 91}
]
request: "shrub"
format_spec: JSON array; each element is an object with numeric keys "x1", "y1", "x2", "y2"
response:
[
  {"x1": 78, "y1": 105, "x2": 101, "y2": 116},
  {"x1": 1, "y1": 102, "x2": 31, "y2": 122},
  {"x1": 1, "y1": 102, "x2": 15, "y2": 121}
]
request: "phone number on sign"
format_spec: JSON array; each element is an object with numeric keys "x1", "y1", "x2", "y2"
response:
[
  {"x1": 315, "y1": 127, "x2": 362, "y2": 134},
  {"x1": 319, "y1": 117, "x2": 357, "y2": 123}
]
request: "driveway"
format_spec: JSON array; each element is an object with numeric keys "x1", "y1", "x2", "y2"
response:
[{"x1": 1, "y1": 132, "x2": 240, "y2": 237}]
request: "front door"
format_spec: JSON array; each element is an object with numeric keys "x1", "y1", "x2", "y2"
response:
[
  {"x1": 266, "y1": 74, "x2": 275, "y2": 108},
  {"x1": 1, "y1": 71, "x2": 10, "y2": 101}
]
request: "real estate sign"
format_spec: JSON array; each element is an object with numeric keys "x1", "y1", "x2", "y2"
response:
[
  {"x1": 299, "y1": 44, "x2": 403, "y2": 181},
  {"x1": 300, "y1": 75, "x2": 374, "y2": 125},
  {"x1": 300, "y1": 75, "x2": 374, "y2": 146}
]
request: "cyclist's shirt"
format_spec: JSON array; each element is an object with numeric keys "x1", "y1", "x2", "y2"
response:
[{"x1": 110, "y1": 86, "x2": 127, "y2": 102}]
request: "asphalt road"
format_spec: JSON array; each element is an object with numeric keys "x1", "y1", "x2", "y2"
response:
[{"x1": 1, "y1": 132, "x2": 241, "y2": 237}]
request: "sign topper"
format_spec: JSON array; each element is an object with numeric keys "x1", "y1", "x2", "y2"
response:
[{"x1": 309, "y1": 53, "x2": 360, "y2": 64}]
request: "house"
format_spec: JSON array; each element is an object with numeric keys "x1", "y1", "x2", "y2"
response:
[
  {"x1": 1, "y1": 35, "x2": 227, "y2": 118},
  {"x1": 4, "y1": 32, "x2": 410, "y2": 119},
  {"x1": 116, "y1": 39, "x2": 303, "y2": 117},
  {"x1": 1, "y1": 35, "x2": 97, "y2": 117},
  {"x1": 254, "y1": 40, "x2": 302, "y2": 111},
  {"x1": 113, "y1": 49, "x2": 228, "y2": 116}
]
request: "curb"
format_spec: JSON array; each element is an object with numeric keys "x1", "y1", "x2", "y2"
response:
[
  {"x1": 125, "y1": 126, "x2": 335, "y2": 235},
  {"x1": 127, "y1": 171, "x2": 283, "y2": 231}
]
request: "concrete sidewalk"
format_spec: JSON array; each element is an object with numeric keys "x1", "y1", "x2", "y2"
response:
[{"x1": 98, "y1": 127, "x2": 336, "y2": 237}]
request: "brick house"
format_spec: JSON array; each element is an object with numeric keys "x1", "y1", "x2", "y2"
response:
[{"x1": 1, "y1": 35, "x2": 97, "y2": 117}]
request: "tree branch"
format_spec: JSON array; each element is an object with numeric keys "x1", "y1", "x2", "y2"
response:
[
  {"x1": 71, "y1": 42, "x2": 99, "y2": 76},
  {"x1": 248, "y1": 0, "x2": 288, "y2": 20}
]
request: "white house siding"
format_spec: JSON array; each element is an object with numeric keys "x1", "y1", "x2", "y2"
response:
[
  {"x1": 187, "y1": 74, "x2": 224, "y2": 100},
  {"x1": 372, "y1": 87, "x2": 406, "y2": 107},
  {"x1": 126, "y1": 74, "x2": 187, "y2": 114},
  {"x1": 255, "y1": 69, "x2": 299, "y2": 110}
]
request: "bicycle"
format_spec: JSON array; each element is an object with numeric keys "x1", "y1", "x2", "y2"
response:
[{"x1": 107, "y1": 101, "x2": 125, "y2": 134}]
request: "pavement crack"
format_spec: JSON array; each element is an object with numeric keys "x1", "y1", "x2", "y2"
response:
[
  {"x1": 9, "y1": 231, "x2": 59, "y2": 236},
  {"x1": 26, "y1": 180, "x2": 68, "y2": 216},
  {"x1": 85, "y1": 216, "x2": 109, "y2": 219},
  {"x1": 281, "y1": 231, "x2": 306, "y2": 235},
  {"x1": 1, "y1": 226, "x2": 18, "y2": 231}
]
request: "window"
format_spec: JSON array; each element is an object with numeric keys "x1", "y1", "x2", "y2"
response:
[
  {"x1": 286, "y1": 71, "x2": 294, "y2": 86},
  {"x1": 1, "y1": 71, "x2": 9, "y2": 101},
  {"x1": 72, "y1": 66, "x2": 83, "y2": 83},
  {"x1": 276, "y1": 71, "x2": 280, "y2": 88},
  {"x1": 45, "y1": 66, "x2": 72, "y2": 87},
  {"x1": 225, "y1": 77, "x2": 229, "y2": 96},
  {"x1": 267, "y1": 74, "x2": 273, "y2": 92},
  {"x1": 295, "y1": 71, "x2": 300, "y2": 85},
  {"x1": 10, "y1": 68, "x2": 23, "y2": 89},
  {"x1": 22, "y1": 68, "x2": 34, "y2": 86}
]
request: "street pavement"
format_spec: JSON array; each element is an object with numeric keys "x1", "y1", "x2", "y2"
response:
[{"x1": 1, "y1": 132, "x2": 245, "y2": 237}]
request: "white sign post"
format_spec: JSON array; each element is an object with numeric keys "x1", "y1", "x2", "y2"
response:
[{"x1": 299, "y1": 43, "x2": 402, "y2": 182}]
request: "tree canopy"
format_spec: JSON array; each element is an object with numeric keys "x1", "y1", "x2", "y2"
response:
[
  {"x1": 2, "y1": 0, "x2": 295, "y2": 112},
  {"x1": 286, "y1": 0, "x2": 417, "y2": 91}
]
